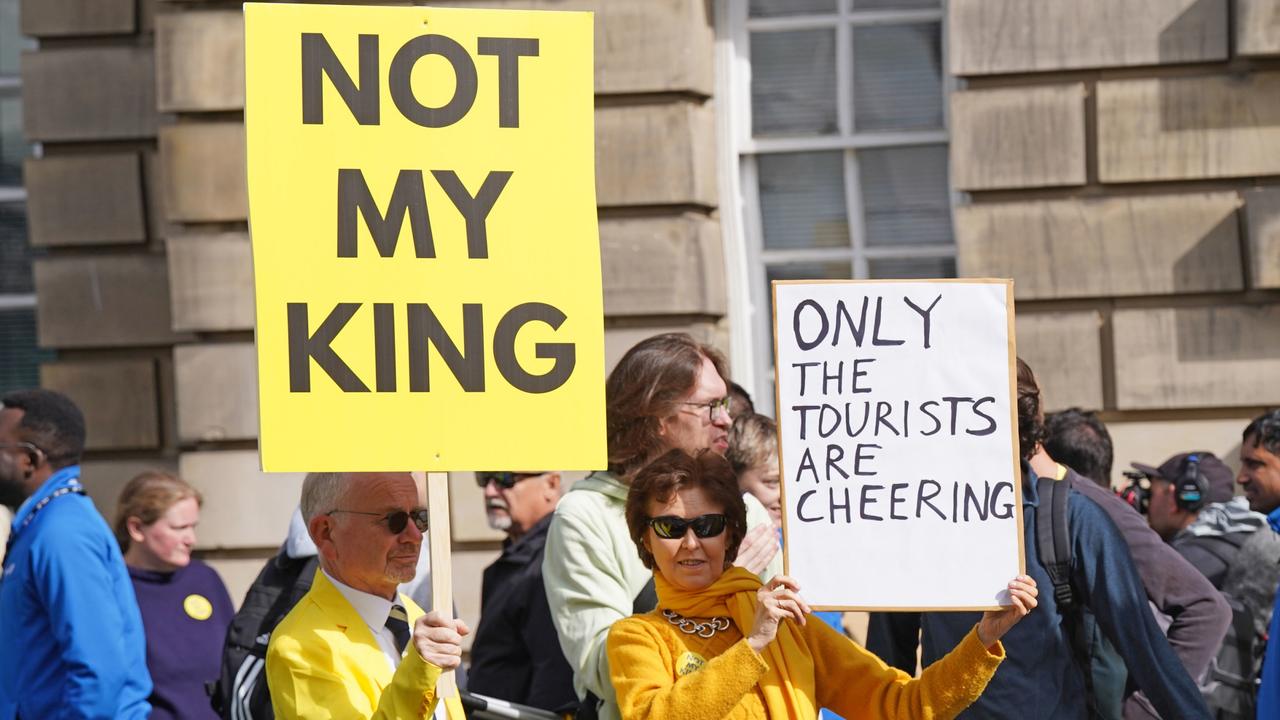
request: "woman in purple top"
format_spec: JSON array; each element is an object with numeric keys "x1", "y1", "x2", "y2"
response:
[{"x1": 115, "y1": 471, "x2": 234, "y2": 720}]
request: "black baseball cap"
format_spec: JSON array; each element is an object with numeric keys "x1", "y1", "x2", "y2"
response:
[{"x1": 1131, "y1": 452, "x2": 1235, "y2": 504}]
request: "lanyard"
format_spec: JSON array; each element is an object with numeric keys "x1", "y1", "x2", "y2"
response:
[{"x1": 6, "y1": 479, "x2": 86, "y2": 555}]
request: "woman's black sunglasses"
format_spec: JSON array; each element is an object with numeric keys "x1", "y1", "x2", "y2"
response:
[
  {"x1": 327, "y1": 508, "x2": 429, "y2": 534},
  {"x1": 647, "y1": 514, "x2": 728, "y2": 539}
]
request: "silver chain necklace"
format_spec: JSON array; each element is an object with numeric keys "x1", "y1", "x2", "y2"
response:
[{"x1": 661, "y1": 609, "x2": 732, "y2": 638}]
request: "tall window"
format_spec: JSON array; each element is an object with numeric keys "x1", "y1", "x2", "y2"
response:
[
  {"x1": 0, "y1": 0, "x2": 47, "y2": 393},
  {"x1": 721, "y1": 0, "x2": 953, "y2": 408}
]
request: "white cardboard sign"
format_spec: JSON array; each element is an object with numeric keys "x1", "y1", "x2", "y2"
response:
[{"x1": 773, "y1": 280, "x2": 1024, "y2": 610}]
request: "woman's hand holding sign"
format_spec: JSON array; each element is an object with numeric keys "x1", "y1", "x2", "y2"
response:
[
  {"x1": 976, "y1": 575, "x2": 1039, "y2": 649},
  {"x1": 747, "y1": 575, "x2": 811, "y2": 654}
]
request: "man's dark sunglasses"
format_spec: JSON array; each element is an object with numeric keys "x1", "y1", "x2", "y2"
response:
[
  {"x1": 327, "y1": 508, "x2": 429, "y2": 534},
  {"x1": 475, "y1": 471, "x2": 542, "y2": 490},
  {"x1": 647, "y1": 514, "x2": 728, "y2": 540}
]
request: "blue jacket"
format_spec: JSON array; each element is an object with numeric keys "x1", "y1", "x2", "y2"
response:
[
  {"x1": 1254, "y1": 508, "x2": 1280, "y2": 719},
  {"x1": 0, "y1": 466, "x2": 151, "y2": 719},
  {"x1": 866, "y1": 465, "x2": 1210, "y2": 719}
]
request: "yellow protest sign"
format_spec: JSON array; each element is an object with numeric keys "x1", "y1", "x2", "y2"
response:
[{"x1": 244, "y1": 4, "x2": 605, "y2": 472}]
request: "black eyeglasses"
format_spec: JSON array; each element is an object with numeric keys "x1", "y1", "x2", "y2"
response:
[
  {"x1": 679, "y1": 397, "x2": 731, "y2": 422},
  {"x1": 647, "y1": 514, "x2": 728, "y2": 540},
  {"x1": 0, "y1": 441, "x2": 42, "y2": 460},
  {"x1": 326, "y1": 508, "x2": 429, "y2": 534},
  {"x1": 475, "y1": 472, "x2": 542, "y2": 490}
]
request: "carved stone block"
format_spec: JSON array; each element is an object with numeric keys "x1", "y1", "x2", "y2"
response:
[
  {"x1": 156, "y1": 11, "x2": 245, "y2": 111},
  {"x1": 174, "y1": 343, "x2": 258, "y2": 443},
  {"x1": 24, "y1": 154, "x2": 148, "y2": 247},
  {"x1": 951, "y1": 85, "x2": 1087, "y2": 191},
  {"x1": 167, "y1": 232, "x2": 255, "y2": 331},
  {"x1": 596, "y1": 101, "x2": 717, "y2": 207},
  {"x1": 1113, "y1": 305, "x2": 1280, "y2": 408},
  {"x1": 949, "y1": 0, "x2": 1228, "y2": 75},
  {"x1": 1098, "y1": 73, "x2": 1280, "y2": 182},
  {"x1": 22, "y1": 47, "x2": 156, "y2": 141},
  {"x1": 34, "y1": 255, "x2": 191, "y2": 348},
  {"x1": 600, "y1": 214, "x2": 725, "y2": 316},
  {"x1": 957, "y1": 193, "x2": 1244, "y2": 299},
  {"x1": 159, "y1": 123, "x2": 249, "y2": 222},
  {"x1": 40, "y1": 359, "x2": 160, "y2": 450}
]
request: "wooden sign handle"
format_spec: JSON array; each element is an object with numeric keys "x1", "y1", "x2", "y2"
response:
[{"x1": 417, "y1": 471, "x2": 461, "y2": 707}]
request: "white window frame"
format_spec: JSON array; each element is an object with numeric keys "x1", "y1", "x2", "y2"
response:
[
  {"x1": 0, "y1": 20, "x2": 37, "y2": 327},
  {"x1": 715, "y1": 0, "x2": 957, "y2": 415}
]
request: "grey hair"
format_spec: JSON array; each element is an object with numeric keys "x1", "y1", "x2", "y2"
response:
[{"x1": 301, "y1": 472, "x2": 349, "y2": 523}]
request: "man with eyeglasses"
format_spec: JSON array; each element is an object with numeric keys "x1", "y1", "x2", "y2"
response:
[
  {"x1": 467, "y1": 471, "x2": 577, "y2": 714},
  {"x1": 266, "y1": 471, "x2": 467, "y2": 719},
  {"x1": 0, "y1": 389, "x2": 152, "y2": 720}
]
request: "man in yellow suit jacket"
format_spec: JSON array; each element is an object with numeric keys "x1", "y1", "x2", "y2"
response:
[{"x1": 267, "y1": 471, "x2": 469, "y2": 719}]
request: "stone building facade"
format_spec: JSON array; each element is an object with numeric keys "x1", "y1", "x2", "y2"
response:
[{"x1": 4, "y1": 0, "x2": 1280, "y2": 633}]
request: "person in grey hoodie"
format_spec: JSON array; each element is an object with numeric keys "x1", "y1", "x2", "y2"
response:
[
  {"x1": 1133, "y1": 452, "x2": 1271, "y2": 589},
  {"x1": 1134, "y1": 450, "x2": 1280, "y2": 639}
]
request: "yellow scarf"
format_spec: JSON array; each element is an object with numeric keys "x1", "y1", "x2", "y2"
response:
[{"x1": 654, "y1": 567, "x2": 817, "y2": 720}]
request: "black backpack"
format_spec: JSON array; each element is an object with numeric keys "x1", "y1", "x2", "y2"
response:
[
  {"x1": 1200, "y1": 593, "x2": 1263, "y2": 720},
  {"x1": 1191, "y1": 532, "x2": 1270, "y2": 720},
  {"x1": 209, "y1": 550, "x2": 319, "y2": 720}
]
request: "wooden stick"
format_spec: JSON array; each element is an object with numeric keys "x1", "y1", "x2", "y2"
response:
[{"x1": 419, "y1": 471, "x2": 462, "y2": 715}]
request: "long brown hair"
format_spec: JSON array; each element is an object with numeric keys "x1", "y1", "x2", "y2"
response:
[
  {"x1": 606, "y1": 333, "x2": 728, "y2": 480},
  {"x1": 1016, "y1": 357, "x2": 1045, "y2": 461},
  {"x1": 114, "y1": 471, "x2": 202, "y2": 552}
]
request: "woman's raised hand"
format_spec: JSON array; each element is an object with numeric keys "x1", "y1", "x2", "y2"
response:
[
  {"x1": 733, "y1": 523, "x2": 780, "y2": 575},
  {"x1": 976, "y1": 575, "x2": 1039, "y2": 649},
  {"x1": 746, "y1": 575, "x2": 811, "y2": 654}
]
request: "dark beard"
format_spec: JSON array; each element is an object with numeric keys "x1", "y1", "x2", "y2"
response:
[{"x1": 0, "y1": 475, "x2": 27, "y2": 510}]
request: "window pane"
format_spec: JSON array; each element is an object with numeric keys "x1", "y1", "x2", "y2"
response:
[
  {"x1": 0, "y1": 308, "x2": 51, "y2": 395},
  {"x1": 858, "y1": 144, "x2": 952, "y2": 247},
  {"x1": 868, "y1": 256, "x2": 956, "y2": 279},
  {"x1": 750, "y1": 29, "x2": 838, "y2": 137},
  {"x1": 758, "y1": 152, "x2": 848, "y2": 250},
  {"x1": 0, "y1": 94, "x2": 22, "y2": 185},
  {"x1": 854, "y1": 0, "x2": 940, "y2": 9},
  {"x1": 0, "y1": 0, "x2": 27, "y2": 76},
  {"x1": 750, "y1": 0, "x2": 837, "y2": 17},
  {"x1": 0, "y1": 202, "x2": 33, "y2": 293},
  {"x1": 767, "y1": 261, "x2": 852, "y2": 284},
  {"x1": 852, "y1": 23, "x2": 943, "y2": 132}
]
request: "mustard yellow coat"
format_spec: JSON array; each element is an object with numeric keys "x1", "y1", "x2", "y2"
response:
[{"x1": 266, "y1": 569, "x2": 442, "y2": 719}]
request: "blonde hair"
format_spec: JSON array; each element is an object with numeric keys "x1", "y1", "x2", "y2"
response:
[
  {"x1": 726, "y1": 413, "x2": 777, "y2": 474},
  {"x1": 114, "y1": 471, "x2": 202, "y2": 552}
]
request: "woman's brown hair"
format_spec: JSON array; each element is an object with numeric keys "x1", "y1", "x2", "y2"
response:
[
  {"x1": 606, "y1": 333, "x2": 728, "y2": 480},
  {"x1": 114, "y1": 471, "x2": 202, "y2": 552},
  {"x1": 624, "y1": 449, "x2": 748, "y2": 570},
  {"x1": 1016, "y1": 357, "x2": 1045, "y2": 461}
]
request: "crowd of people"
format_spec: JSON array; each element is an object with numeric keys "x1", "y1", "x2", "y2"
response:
[{"x1": 1, "y1": 333, "x2": 1279, "y2": 719}]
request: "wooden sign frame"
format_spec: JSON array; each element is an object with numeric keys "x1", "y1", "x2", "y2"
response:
[{"x1": 770, "y1": 278, "x2": 1026, "y2": 612}]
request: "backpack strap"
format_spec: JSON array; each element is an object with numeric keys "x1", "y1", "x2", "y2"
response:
[{"x1": 1036, "y1": 474, "x2": 1076, "y2": 610}]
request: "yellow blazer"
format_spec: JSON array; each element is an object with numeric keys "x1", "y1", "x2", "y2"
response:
[{"x1": 267, "y1": 569, "x2": 442, "y2": 719}]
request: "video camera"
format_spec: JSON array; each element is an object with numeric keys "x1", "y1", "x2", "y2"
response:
[{"x1": 1117, "y1": 470, "x2": 1152, "y2": 514}]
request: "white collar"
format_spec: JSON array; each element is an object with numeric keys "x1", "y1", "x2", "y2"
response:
[{"x1": 323, "y1": 569, "x2": 397, "y2": 631}]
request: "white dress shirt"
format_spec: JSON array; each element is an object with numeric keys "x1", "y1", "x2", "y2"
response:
[{"x1": 322, "y1": 570, "x2": 402, "y2": 671}]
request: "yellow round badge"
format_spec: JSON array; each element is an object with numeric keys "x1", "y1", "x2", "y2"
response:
[
  {"x1": 184, "y1": 594, "x2": 214, "y2": 621},
  {"x1": 676, "y1": 651, "x2": 706, "y2": 677}
]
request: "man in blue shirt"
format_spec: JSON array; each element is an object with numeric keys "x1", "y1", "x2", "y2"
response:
[
  {"x1": 0, "y1": 389, "x2": 151, "y2": 719},
  {"x1": 867, "y1": 360, "x2": 1210, "y2": 719},
  {"x1": 1241, "y1": 410, "x2": 1280, "y2": 718}
]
